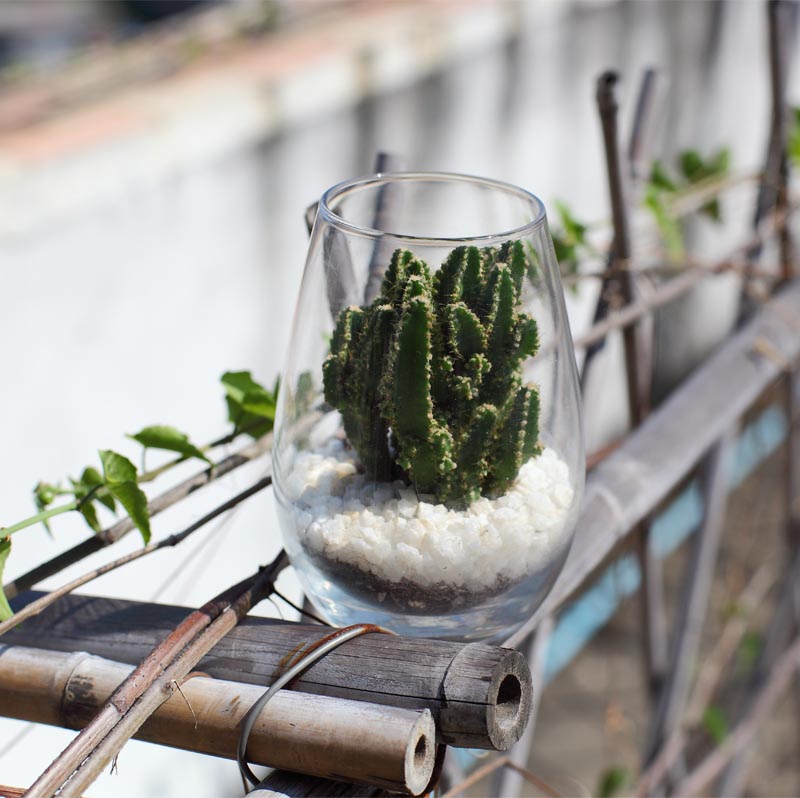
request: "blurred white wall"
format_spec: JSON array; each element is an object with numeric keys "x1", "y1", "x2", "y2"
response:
[{"x1": 0, "y1": 1, "x2": 791, "y2": 794}]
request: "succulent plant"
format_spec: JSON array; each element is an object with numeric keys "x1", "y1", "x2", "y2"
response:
[{"x1": 322, "y1": 241, "x2": 542, "y2": 504}]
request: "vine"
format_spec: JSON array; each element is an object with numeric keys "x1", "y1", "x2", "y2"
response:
[
  {"x1": 549, "y1": 146, "x2": 734, "y2": 281},
  {"x1": 0, "y1": 370, "x2": 279, "y2": 620}
]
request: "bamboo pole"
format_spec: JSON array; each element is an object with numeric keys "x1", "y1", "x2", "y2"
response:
[
  {"x1": 4, "y1": 593, "x2": 532, "y2": 752},
  {"x1": 25, "y1": 552, "x2": 289, "y2": 798},
  {"x1": 254, "y1": 745, "x2": 445, "y2": 798},
  {"x1": 0, "y1": 645, "x2": 437, "y2": 795},
  {"x1": 252, "y1": 773, "x2": 384, "y2": 798}
]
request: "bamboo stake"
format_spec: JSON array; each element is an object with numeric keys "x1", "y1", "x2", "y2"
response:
[
  {"x1": 0, "y1": 475, "x2": 272, "y2": 637},
  {"x1": 25, "y1": 551, "x2": 288, "y2": 797},
  {"x1": 0, "y1": 645, "x2": 437, "y2": 795},
  {"x1": 3, "y1": 432, "x2": 273, "y2": 600}
]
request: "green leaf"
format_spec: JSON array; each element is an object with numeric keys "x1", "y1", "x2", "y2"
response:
[
  {"x1": 789, "y1": 107, "x2": 800, "y2": 167},
  {"x1": 81, "y1": 466, "x2": 103, "y2": 486},
  {"x1": 99, "y1": 450, "x2": 138, "y2": 485},
  {"x1": 677, "y1": 148, "x2": 730, "y2": 222},
  {"x1": 679, "y1": 149, "x2": 705, "y2": 182},
  {"x1": 702, "y1": 705, "x2": 728, "y2": 745},
  {"x1": 555, "y1": 200, "x2": 589, "y2": 245},
  {"x1": 128, "y1": 425, "x2": 210, "y2": 464},
  {"x1": 0, "y1": 539, "x2": 12, "y2": 621},
  {"x1": 649, "y1": 160, "x2": 678, "y2": 193},
  {"x1": 107, "y1": 481, "x2": 151, "y2": 544},
  {"x1": 644, "y1": 187, "x2": 684, "y2": 261},
  {"x1": 33, "y1": 481, "x2": 59, "y2": 536},
  {"x1": 737, "y1": 631, "x2": 762, "y2": 674},
  {"x1": 551, "y1": 200, "x2": 592, "y2": 293},
  {"x1": 221, "y1": 370, "x2": 278, "y2": 438},
  {"x1": 33, "y1": 481, "x2": 58, "y2": 508},
  {"x1": 79, "y1": 501, "x2": 102, "y2": 534},
  {"x1": 78, "y1": 466, "x2": 116, "y2": 513},
  {"x1": 597, "y1": 766, "x2": 629, "y2": 798}
]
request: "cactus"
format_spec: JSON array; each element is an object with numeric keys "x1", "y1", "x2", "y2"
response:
[{"x1": 322, "y1": 241, "x2": 542, "y2": 504}]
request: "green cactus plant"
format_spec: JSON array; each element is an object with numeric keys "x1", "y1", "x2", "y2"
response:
[{"x1": 322, "y1": 241, "x2": 542, "y2": 504}]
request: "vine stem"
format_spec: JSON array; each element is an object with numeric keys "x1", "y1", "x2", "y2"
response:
[
  {"x1": 0, "y1": 475, "x2": 272, "y2": 638},
  {"x1": 2, "y1": 431, "x2": 275, "y2": 600},
  {"x1": 0, "y1": 415, "x2": 272, "y2": 543},
  {"x1": 0, "y1": 502, "x2": 77, "y2": 538}
]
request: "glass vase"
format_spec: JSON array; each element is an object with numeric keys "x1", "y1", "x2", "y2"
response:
[{"x1": 273, "y1": 172, "x2": 584, "y2": 642}]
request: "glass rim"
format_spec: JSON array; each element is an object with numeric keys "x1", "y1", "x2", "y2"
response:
[{"x1": 318, "y1": 171, "x2": 548, "y2": 245}]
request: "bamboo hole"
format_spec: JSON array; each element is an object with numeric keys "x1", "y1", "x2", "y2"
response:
[{"x1": 494, "y1": 674, "x2": 523, "y2": 730}]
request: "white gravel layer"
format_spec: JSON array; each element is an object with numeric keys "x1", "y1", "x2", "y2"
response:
[{"x1": 283, "y1": 439, "x2": 575, "y2": 593}]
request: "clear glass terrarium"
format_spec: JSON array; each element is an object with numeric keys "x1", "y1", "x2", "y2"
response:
[{"x1": 273, "y1": 173, "x2": 584, "y2": 642}]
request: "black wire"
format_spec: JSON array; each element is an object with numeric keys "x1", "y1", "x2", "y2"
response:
[{"x1": 272, "y1": 588, "x2": 332, "y2": 626}]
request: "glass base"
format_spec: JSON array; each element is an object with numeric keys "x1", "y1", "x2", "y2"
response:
[{"x1": 290, "y1": 541, "x2": 571, "y2": 643}]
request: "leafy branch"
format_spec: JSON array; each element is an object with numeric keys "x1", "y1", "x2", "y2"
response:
[
  {"x1": 788, "y1": 106, "x2": 800, "y2": 168},
  {"x1": 550, "y1": 201, "x2": 598, "y2": 291},
  {"x1": 0, "y1": 370, "x2": 279, "y2": 620},
  {"x1": 644, "y1": 147, "x2": 731, "y2": 261}
]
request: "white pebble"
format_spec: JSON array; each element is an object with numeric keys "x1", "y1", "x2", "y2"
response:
[{"x1": 285, "y1": 444, "x2": 575, "y2": 592}]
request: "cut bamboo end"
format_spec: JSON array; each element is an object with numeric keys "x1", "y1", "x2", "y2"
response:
[
  {"x1": 405, "y1": 711, "x2": 437, "y2": 795},
  {"x1": 0, "y1": 645, "x2": 437, "y2": 795},
  {"x1": 439, "y1": 643, "x2": 532, "y2": 750}
]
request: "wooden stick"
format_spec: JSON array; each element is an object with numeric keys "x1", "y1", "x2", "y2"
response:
[
  {"x1": 0, "y1": 475, "x2": 272, "y2": 637},
  {"x1": 627, "y1": 68, "x2": 660, "y2": 186},
  {"x1": 25, "y1": 551, "x2": 288, "y2": 797},
  {"x1": 5, "y1": 592, "x2": 532, "y2": 752},
  {"x1": 3, "y1": 432, "x2": 273, "y2": 600},
  {"x1": 364, "y1": 151, "x2": 405, "y2": 304},
  {"x1": 0, "y1": 644, "x2": 436, "y2": 795},
  {"x1": 684, "y1": 565, "x2": 774, "y2": 727},
  {"x1": 596, "y1": 69, "x2": 650, "y2": 424}
]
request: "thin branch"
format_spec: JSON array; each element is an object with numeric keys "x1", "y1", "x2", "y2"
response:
[
  {"x1": 25, "y1": 550, "x2": 289, "y2": 798},
  {"x1": 0, "y1": 475, "x2": 272, "y2": 637},
  {"x1": 552, "y1": 209, "x2": 790, "y2": 356}
]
